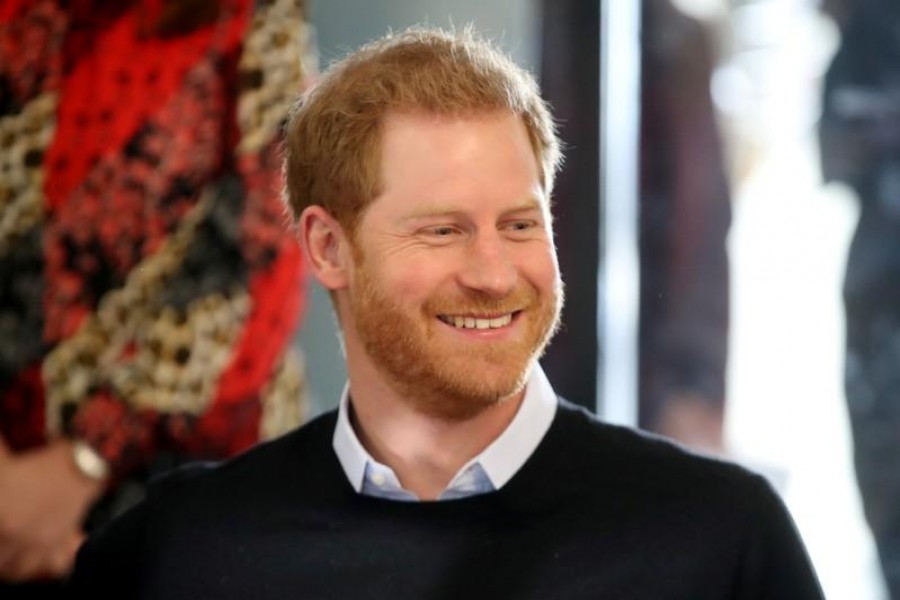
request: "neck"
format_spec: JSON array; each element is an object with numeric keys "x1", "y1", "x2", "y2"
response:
[{"x1": 347, "y1": 371, "x2": 524, "y2": 501}]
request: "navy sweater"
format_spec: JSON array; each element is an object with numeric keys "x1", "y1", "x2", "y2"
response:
[{"x1": 66, "y1": 401, "x2": 824, "y2": 599}]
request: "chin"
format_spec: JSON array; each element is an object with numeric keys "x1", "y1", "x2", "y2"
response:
[{"x1": 405, "y1": 358, "x2": 533, "y2": 421}]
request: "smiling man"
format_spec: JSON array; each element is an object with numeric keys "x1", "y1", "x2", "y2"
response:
[
  {"x1": 317, "y1": 110, "x2": 563, "y2": 500},
  {"x1": 67, "y1": 27, "x2": 824, "y2": 599}
]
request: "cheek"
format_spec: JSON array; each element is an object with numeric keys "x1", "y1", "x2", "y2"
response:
[
  {"x1": 518, "y1": 247, "x2": 560, "y2": 293},
  {"x1": 376, "y1": 258, "x2": 453, "y2": 306}
]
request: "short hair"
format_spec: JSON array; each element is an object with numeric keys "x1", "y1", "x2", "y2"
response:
[{"x1": 282, "y1": 26, "x2": 562, "y2": 233}]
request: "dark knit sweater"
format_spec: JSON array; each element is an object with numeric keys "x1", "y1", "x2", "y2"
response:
[{"x1": 66, "y1": 401, "x2": 824, "y2": 599}]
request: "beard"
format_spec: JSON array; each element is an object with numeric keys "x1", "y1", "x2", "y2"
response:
[{"x1": 348, "y1": 261, "x2": 563, "y2": 421}]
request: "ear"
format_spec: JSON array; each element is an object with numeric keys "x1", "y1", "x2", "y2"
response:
[{"x1": 297, "y1": 205, "x2": 352, "y2": 291}]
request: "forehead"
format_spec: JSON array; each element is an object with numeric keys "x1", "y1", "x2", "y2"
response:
[{"x1": 374, "y1": 110, "x2": 545, "y2": 212}]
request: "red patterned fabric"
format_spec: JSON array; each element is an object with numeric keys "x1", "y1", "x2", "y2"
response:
[{"x1": 0, "y1": 0, "x2": 307, "y2": 482}]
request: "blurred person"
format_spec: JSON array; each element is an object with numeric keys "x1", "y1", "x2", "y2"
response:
[
  {"x1": 67, "y1": 27, "x2": 823, "y2": 599},
  {"x1": 0, "y1": 0, "x2": 311, "y2": 593},
  {"x1": 819, "y1": 0, "x2": 900, "y2": 595},
  {"x1": 639, "y1": 0, "x2": 732, "y2": 453}
]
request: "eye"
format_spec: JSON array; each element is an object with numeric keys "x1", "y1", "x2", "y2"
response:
[
  {"x1": 417, "y1": 224, "x2": 465, "y2": 244},
  {"x1": 502, "y1": 219, "x2": 540, "y2": 237},
  {"x1": 427, "y1": 226, "x2": 459, "y2": 237},
  {"x1": 507, "y1": 220, "x2": 534, "y2": 231}
]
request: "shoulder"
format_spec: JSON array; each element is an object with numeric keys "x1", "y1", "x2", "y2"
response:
[
  {"x1": 533, "y1": 399, "x2": 799, "y2": 549},
  {"x1": 147, "y1": 409, "x2": 339, "y2": 500},
  {"x1": 541, "y1": 398, "x2": 775, "y2": 505},
  {"x1": 69, "y1": 410, "x2": 342, "y2": 589},
  {"x1": 520, "y1": 400, "x2": 823, "y2": 598},
  {"x1": 67, "y1": 410, "x2": 348, "y2": 595}
]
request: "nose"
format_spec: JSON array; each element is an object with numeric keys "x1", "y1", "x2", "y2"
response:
[{"x1": 456, "y1": 232, "x2": 518, "y2": 298}]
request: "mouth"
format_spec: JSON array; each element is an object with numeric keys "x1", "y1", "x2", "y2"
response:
[{"x1": 436, "y1": 311, "x2": 519, "y2": 330}]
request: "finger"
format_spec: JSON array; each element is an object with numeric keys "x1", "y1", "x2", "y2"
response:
[
  {"x1": 41, "y1": 544, "x2": 76, "y2": 580},
  {"x1": 0, "y1": 547, "x2": 47, "y2": 583},
  {"x1": 0, "y1": 542, "x2": 19, "y2": 579},
  {"x1": 29, "y1": 531, "x2": 84, "y2": 580},
  {"x1": 65, "y1": 532, "x2": 85, "y2": 562}
]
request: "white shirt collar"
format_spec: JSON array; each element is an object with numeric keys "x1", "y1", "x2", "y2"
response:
[{"x1": 332, "y1": 363, "x2": 558, "y2": 497}]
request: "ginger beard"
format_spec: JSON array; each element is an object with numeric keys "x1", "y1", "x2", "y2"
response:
[{"x1": 348, "y1": 254, "x2": 563, "y2": 421}]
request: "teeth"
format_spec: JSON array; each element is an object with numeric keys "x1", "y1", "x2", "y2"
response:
[{"x1": 441, "y1": 313, "x2": 513, "y2": 330}]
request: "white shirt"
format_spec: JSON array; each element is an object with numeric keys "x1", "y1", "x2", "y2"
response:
[{"x1": 332, "y1": 364, "x2": 558, "y2": 501}]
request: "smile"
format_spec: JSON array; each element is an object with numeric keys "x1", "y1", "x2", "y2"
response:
[{"x1": 437, "y1": 312, "x2": 516, "y2": 330}]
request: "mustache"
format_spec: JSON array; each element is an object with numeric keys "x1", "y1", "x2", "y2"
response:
[{"x1": 423, "y1": 287, "x2": 539, "y2": 316}]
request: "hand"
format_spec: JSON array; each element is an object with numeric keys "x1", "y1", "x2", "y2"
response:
[{"x1": 0, "y1": 439, "x2": 104, "y2": 582}]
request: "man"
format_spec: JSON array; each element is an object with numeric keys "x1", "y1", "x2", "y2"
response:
[{"x1": 67, "y1": 27, "x2": 824, "y2": 599}]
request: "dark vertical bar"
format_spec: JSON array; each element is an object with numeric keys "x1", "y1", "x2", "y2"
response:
[{"x1": 538, "y1": 0, "x2": 601, "y2": 411}]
